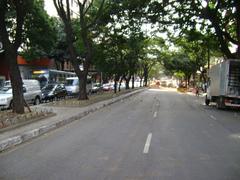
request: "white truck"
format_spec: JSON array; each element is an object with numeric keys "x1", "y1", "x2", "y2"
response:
[{"x1": 205, "y1": 59, "x2": 240, "y2": 109}]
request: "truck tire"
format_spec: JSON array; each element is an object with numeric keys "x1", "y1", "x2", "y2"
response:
[{"x1": 205, "y1": 96, "x2": 210, "y2": 106}]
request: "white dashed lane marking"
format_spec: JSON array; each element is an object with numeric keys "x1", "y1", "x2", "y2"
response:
[{"x1": 143, "y1": 133, "x2": 152, "y2": 154}]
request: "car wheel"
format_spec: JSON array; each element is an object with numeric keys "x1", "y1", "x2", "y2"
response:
[{"x1": 34, "y1": 97, "x2": 41, "y2": 105}]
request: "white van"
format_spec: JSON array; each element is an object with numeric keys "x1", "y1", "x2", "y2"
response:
[
  {"x1": 65, "y1": 77, "x2": 92, "y2": 95},
  {"x1": 0, "y1": 79, "x2": 42, "y2": 109}
]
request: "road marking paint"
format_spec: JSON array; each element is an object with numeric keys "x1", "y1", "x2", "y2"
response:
[
  {"x1": 210, "y1": 115, "x2": 216, "y2": 120},
  {"x1": 153, "y1": 112, "x2": 157, "y2": 118},
  {"x1": 143, "y1": 133, "x2": 152, "y2": 154}
]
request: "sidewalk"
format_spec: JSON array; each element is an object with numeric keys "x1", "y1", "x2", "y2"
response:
[{"x1": 0, "y1": 89, "x2": 145, "y2": 152}]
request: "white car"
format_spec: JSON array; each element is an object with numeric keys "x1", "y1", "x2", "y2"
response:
[
  {"x1": 0, "y1": 80, "x2": 42, "y2": 109},
  {"x1": 65, "y1": 77, "x2": 92, "y2": 95}
]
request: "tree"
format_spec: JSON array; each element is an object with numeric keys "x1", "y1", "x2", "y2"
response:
[
  {"x1": 0, "y1": 0, "x2": 33, "y2": 113},
  {"x1": 162, "y1": 52, "x2": 194, "y2": 85},
  {"x1": 92, "y1": 0, "x2": 150, "y2": 91},
  {"x1": 94, "y1": 31, "x2": 128, "y2": 93},
  {"x1": 19, "y1": 0, "x2": 57, "y2": 61},
  {"x1": 149, "y1": 0, "x2": 240, "y2": 59},
  {"x1": 54, "y1": 0, "x2": 107, "y2": 100},
  {"x1": 138, "y1": 37, "x2": 166, "y2": 86}
]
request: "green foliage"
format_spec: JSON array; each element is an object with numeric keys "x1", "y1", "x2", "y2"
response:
[
  {"x1": 148, "y1": 0, "x2": 240, "y2": 58},
  {"x1": 93, "y1": 0, "x2": 151, "y2": 80},
  {"x1": 21, "y1": 0, "x2": 57, "y2": 60},
  {"x1": 162, "y1": 52, "x2": 194, "y2": 79},
  {"x1": 148, "y1": 62, "x2": 164, "y2": 79}
]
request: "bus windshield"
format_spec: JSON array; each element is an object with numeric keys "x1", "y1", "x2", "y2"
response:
[{"x1": 65, "y1": 79, "x2": 79, "y2": 86}]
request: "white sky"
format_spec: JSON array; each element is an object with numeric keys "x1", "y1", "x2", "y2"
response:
[
  {"x1": 44, "y1": 1, "x2": 79, "y2": 17},
  {"x1": 44, "y1": 1, "x2": 58, "y2": 17}
]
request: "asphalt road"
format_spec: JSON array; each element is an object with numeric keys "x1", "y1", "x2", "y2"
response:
[{"x1": 1, "y1": 89, "x2": 240, "y2": 180}]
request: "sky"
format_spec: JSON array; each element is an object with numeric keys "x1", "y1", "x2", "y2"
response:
[
  {"x1": 44, "y1": 1, "x2": 79, "y2": 17},
  {"x1": 44, "y1": 1, "x2": 58, "y2": 17}
]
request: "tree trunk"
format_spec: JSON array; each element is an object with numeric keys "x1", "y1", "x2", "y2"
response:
[
  {"x1": 143, "y1": 66, "x2": 148, "y2": 87},
  {"x1": 131, "y1": 75, "x2": 135, "y2": 89},
  {"x1": 140, "y1": 77, "x2": 143, "y2": 87},
  {"x1": 114, "y1": 74, "x2": 120, "y2": 93},
  {"x1": 125, "y1": 75, "x2": 131, "y2": 89},
  {"x1": 61, "y1": 61, "x2": 65, "y2": 71},
  {"x1": 78, "y1": 71, "x2": 88, "y2": 100},
  {"x1": 118, "y1": 76, "x2": 123, "y2": 92},
  {"x1": 7, "y1": 48, "x2": 25, "y2": 113}
]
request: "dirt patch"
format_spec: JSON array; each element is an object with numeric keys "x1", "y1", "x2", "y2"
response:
[{"x1": 0, "y1": 108, "x2": 55, "y2": 132}]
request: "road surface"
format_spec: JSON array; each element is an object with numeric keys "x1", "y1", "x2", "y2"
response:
[{"x1": 1, "y1": 88, "x2": 240, "y2": 180}]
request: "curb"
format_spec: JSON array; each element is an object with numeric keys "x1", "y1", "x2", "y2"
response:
[{"x1": 0, "y1": 89, "x2": 145, "y2": 152}]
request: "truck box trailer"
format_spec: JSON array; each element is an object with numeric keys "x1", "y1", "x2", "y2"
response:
[{"x1": 205, "y1": 59, "x2": 240, "y2": 109}]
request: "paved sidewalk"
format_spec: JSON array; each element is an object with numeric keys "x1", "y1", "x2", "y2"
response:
[{"x1": 0, "y1": 89, "x2": 145, "y2": 152}]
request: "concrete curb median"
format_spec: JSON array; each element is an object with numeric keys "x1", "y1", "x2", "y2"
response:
[{"x1": 0, "y1": 88, "x2": 145, "y2": 152}]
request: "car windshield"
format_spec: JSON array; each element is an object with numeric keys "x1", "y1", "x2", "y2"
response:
[
  {"x1": 0, "y1": 86, "x2": 12, "y2": 94},
  {"x1": 42, "y1": 84, "x2": 56, "y2": 91}
]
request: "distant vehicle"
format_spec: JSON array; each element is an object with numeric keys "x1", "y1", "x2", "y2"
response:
[
  {"x1": 32, "y1": 69, "x2": 75, "y2": 88},
  {"x1": 90, "y1": 83, "x2": 103, "y2": 93},
  {"x1": 119, "y1": 83, "x2": 126, "y2": 89},
  {"x1": 65, "y1": 77, "x2": 92, "y2": 95},
  {"x1": 102, "y1": 83, "x2": 114, "y2": 91},
  {"x1": 0, "y1": 79, "x2": 42, "y2": 109},
  {"x1": 205, "y1": 59, "x2": 240, "y2": 109},
  {"x1": 160, "y1": 80, "x2": 167, "y2": 87},
  {"x1": 41, "y1": 83, "x2": 67, "y2": 102}
]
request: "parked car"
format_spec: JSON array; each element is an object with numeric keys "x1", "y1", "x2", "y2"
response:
[
  {"x1": 90, "y1": 83, "x2": 103, "y2": 93},
  {"x1": 102, "y1": 83, "x2": 114, "y2": 91},
  {"x1": 41, "y1": 83, "x2": 67, "y2": 102},
  {"x1": 0, "y1": 79, "x2": 42, "y2": 109}
]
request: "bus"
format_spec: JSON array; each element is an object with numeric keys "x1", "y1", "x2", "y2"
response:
[{"x1": 32, "y1": 69, "x2": 76, "y2": 88}]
